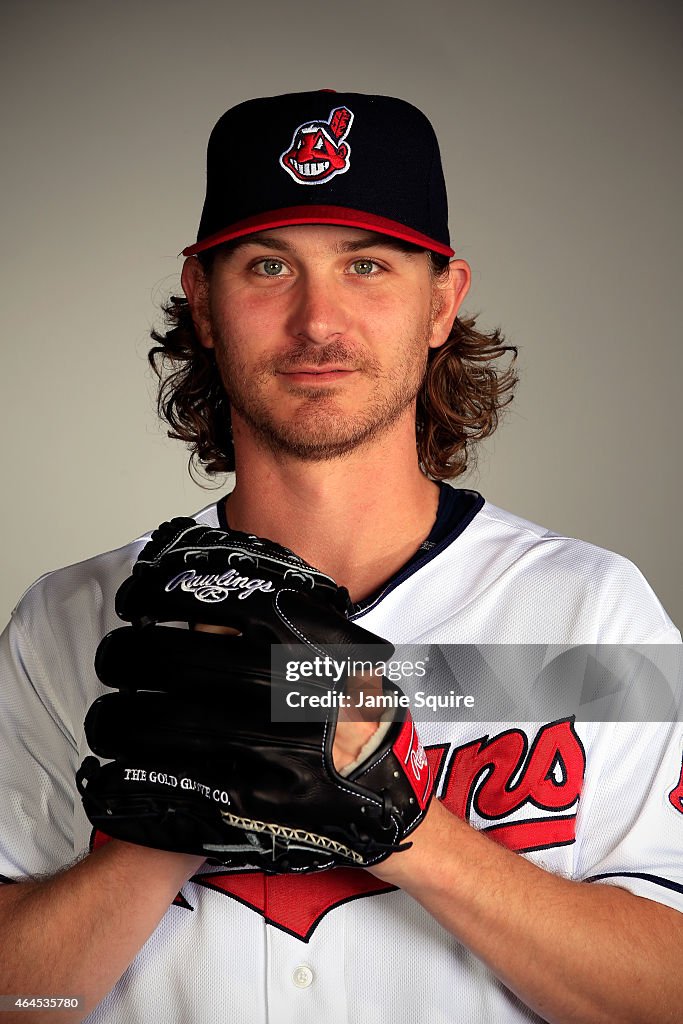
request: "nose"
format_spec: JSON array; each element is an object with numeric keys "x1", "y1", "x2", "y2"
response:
[{"x1": 286, "y1": 270, "x2": 350, "y2": 346}]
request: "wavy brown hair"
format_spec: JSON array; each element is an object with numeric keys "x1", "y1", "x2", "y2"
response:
[{"x1": 149, "y1": 246, "x2": 518, "y2": 481}]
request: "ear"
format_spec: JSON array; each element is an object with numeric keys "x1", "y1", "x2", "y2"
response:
[
  {"x1": 181, "y1": 256, "x2": 214, "y2": 350},
  {"x1": 429, "y1": 259, "x2": 471, "y2": 350}
]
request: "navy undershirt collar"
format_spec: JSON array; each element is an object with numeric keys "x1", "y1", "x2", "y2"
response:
[
  {"x1": 216, "y1": 484, "x2": 484, "y2": 616},
  {"x1": 350, "y1": 484, "x2": 484, "y2": 615}
]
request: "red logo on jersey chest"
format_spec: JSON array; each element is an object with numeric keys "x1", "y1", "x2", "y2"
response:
[
  {"x1": 91, "y1": 723, "x2": 585, "y2": 941},
  {"x1": 439, "y1": 718, "x2": 586, "y2": 851}
]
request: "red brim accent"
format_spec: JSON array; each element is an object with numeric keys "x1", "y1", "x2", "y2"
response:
[{"x1": 182, "y1": 206, "x2": 455, "y2": 258}]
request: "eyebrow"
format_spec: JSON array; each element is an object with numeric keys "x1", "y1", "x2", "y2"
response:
[
  {"x1": 224, "y1": 231, "x2": 421, "y2": 257},
  {"x1": 338, "y1": 233, "x2": 421, "y2": 256}
]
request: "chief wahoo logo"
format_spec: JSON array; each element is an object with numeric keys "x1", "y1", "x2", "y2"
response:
[{"x1": 279, "y1": 106, "x2": 353, "y2": 185}]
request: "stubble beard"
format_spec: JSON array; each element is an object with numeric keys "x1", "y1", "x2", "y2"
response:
[{"x1": 211, "y1": 321, "x2": 433, "y2": 463}]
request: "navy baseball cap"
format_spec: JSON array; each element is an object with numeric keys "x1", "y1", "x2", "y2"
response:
[{"x1": 183, "y1": 90, "x2": 454, "y2": 258}]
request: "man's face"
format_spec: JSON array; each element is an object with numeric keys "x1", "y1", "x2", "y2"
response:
[{"x1": 185, "y1": 225, "x2": 462, "y2": 463}]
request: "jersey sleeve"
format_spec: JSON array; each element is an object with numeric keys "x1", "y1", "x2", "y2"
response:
[
  {"x1": 0, "y1": 515, "x2": 219, "y2": 886},
  {"x1": 0, "y1": 609, "x2": 79, "y2": 881},
  {"x1": 573, "y1": 713, "x2": 683, "y2": 913}
]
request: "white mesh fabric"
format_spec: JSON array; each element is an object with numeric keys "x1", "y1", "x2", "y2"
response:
[
  {"x1": 357, "y1": 501, "x2": 678, "y2": 645},
  {"x1": 0, "y1": 497, "x2": 680, "y2": 1023}
]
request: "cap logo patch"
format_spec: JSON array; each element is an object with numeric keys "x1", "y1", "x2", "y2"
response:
[{"x1": 279, "y1": 107, "x2": 353, "y2": 185}]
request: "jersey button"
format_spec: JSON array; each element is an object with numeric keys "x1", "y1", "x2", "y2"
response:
[{"x1": 292, "y1": 965, "x2": 314, "y2": 989}]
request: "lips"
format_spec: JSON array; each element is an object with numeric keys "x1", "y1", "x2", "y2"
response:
[
  {"x1": 278, "y1": 367, "x2": 356, "y2": 385},
  {"x1": 282, "y1": 366, "x2": 351, "y2": 374}
]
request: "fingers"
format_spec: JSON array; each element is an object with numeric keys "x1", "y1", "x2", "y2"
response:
[
  {"x1": 193, "y1": 623, "x2": 241, "y2": 635},
  {"x1": 332, "y1": 718, "x2": 380, "y2": 773}
]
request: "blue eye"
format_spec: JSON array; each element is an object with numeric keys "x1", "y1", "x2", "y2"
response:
[
  {"x1": 351, "y1": 259, "x2": 377, "y2": 275},
  {"x1": 260, "y1": 259, "x2": 286, "y2": 276}
]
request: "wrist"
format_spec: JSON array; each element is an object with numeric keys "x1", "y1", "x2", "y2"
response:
[
  {"x1": 99, "y1": 838, "x2": 206, "y2": 880},
  {"x1": 368, "y1": 797, "x2": 456, "y2": 885}
]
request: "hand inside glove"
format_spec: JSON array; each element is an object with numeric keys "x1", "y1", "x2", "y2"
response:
[{"x1": 77, "y1": 518, "x2": 433, "y2": 873}]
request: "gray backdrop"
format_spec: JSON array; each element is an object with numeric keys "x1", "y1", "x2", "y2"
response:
[{"x1": 2, "y1": 0, "x2": 681, "y2": 626}]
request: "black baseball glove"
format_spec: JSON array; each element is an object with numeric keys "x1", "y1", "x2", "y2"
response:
[{"x1": 77, "y1": 518, "x2": 434, "y2": 873}]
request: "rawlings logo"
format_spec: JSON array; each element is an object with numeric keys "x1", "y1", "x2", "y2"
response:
[
  {"x1": 280, "y1": 106, "x2": 353, "y2": 185},
  {"x1": 165, "y1": 569, "x2": 275, "y2": 603},
  {"x1": 410, "y1": 742, "x2": 428, "y2": 780},
  {"x1": 393, "y1": 716, "x2": 432, "y2": 808}
]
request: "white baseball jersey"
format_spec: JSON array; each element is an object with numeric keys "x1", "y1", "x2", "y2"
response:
[{"x1": 1, "y1": 494, "x2": 681, "y2": 1023}]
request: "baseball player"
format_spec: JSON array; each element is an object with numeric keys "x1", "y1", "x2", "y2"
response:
[{"x1": 1, "y1": 90, "x2": 682, "y2": 1024}]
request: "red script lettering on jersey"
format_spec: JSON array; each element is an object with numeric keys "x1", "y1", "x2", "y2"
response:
[{"x1": 439, "y1": 718, "x2": 586, "y2": 852}]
